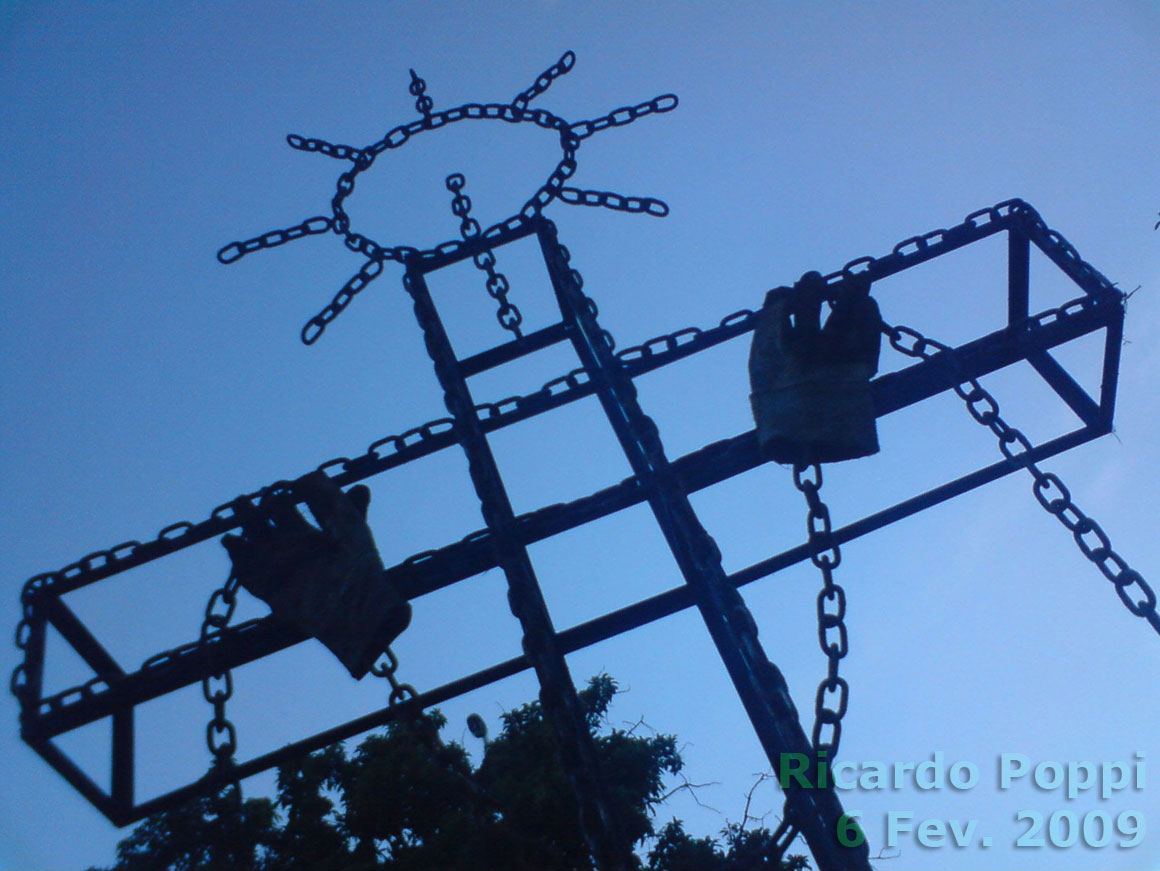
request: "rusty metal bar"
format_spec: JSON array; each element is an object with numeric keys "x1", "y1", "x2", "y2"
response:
[
  {"x1": 1008, "y1": 228, "x2": 1030, "y2": 324},
  {"x1": 111, "y1": 709, "x2": 134, "y2": 811},
  {"x1": 403, "y1": 263, "x2": 630, "y2": 870},
  {"x1": 459, "y1": 321, "x2": 569, "y2": 377},
  {"x1": 1098, "y1": 303, "x2": 1123, "y2": 429},
  {"x1": 44, "y1": 596, "x2": 125, "y2": 680},
  {"x1": 25, "y1": 736, "x2": 121, "y2": 824},
  {"x1": 539, "y1": 219, "x2": 869, "y2": 871},
  {"x1": 1027, "y1": 351, "x2": 1102, "y2": 427}
]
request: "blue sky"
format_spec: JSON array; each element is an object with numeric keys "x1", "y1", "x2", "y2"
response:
[{"x1": 2, "y1": 2, "x2": 1159, "y2": 869}]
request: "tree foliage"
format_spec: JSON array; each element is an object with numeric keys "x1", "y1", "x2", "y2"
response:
[{"x1": 95, "y1": 676, "x2": 806, "y2": 870}]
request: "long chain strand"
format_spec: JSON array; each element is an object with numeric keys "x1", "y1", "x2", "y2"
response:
[
  {"x1": 200, "y1": 570, "x2": 243, "y2": 810},
  {"x1": 772, "y1": 462, "x2": 853, "y2": 859},
  {"x1": 883, "y1": 319, "x2": 1158, "y2": 633},
  {"x1": 445, "y1": 173, "x2": 524, "y2": 337}
]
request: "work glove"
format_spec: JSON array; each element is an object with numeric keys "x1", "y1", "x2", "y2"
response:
[
  {"x1": 749, "y1": 271, "x2": 882, "y2": 465},
  {"x1": 222, "y1": 471, "x2": 411, "y2": 679}
]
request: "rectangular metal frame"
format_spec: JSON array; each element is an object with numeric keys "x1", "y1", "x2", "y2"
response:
[{"x1": 13, "y1": 201, "x2": 1125, "y2": 829}]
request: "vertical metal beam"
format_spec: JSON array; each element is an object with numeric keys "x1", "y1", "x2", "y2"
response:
[
  {"x1": 537, "y1": 220, "x2": 870, "y2": 871},
  {"x1": 1099, "y1": 305, "x2": 1123, "y2": 429},
  {"x1": 1008, "y1": 228, "x2": 1030, "y2": 325},
  {"x1": 17, "y1": 604, "x2": 47, "y2": 718},
  {"x1": 402, "y1": 265, "x2": 630, "y2": 871},
  {"x1": 112, "y1": 709, "x2": 134, "y2": 812}
]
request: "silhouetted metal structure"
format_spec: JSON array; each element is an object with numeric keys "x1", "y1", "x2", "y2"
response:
[{"x1": 12, "y1": 53, "x2": 1154, "y2": 871}]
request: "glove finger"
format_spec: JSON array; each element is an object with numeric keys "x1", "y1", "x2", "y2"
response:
[
  {"x1": 763, "y1": 291, "x2": 794, "y2": 345},
  {"x1": 263, "y1": 489, "x2": 318, "y2": 536},
  {"x1": 294, "y1": 470, "x2": 360, "y2": 537},
  {"x1": 221, "y1": 533, "x2": 245, "y2": 559},
  {"x1": 229, "y1": 495, "x2": 273, "y2": 539},
  {"x1": 788, "y1": 274, "x2": 824, "y2": 354},
  {"x1": 346, "y1": 484, "x2": 371, "y2": 519},
  {"x1": 789, "y1": 298, "x2": 823, "y2": 361},
  {"x1": 825, "y1": 294, "x2": 883, "y2": 369}
]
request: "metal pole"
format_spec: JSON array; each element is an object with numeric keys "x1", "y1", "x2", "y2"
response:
[
  {"x1": 402, "y1": 263, "x2": 630, "y2": 871},
  {"x1": 537, "y1": 219, "x2": 871, "y2": 871}
]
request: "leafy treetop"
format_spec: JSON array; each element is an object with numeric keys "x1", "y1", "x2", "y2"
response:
[{"x1": 94, "y1": 675, "x2": 807, "y2": 871}]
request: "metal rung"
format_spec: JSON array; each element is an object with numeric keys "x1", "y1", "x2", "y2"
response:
[{"x1": 458, "y1": 321, "x2": 569, "y2": 377}]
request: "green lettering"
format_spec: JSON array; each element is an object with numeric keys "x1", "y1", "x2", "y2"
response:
[{"x1": 779, "y1": 753, "x2": 813, "y2": 789}]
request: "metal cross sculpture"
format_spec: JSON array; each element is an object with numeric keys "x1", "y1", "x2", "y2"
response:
[{"x1": 11, "y1": 52, "x2": 1155, "y2": 871}]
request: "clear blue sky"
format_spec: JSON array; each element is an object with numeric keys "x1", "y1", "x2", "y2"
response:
[{"x1": 2, "y1": 2, "x2": 1159, "y2": 869}]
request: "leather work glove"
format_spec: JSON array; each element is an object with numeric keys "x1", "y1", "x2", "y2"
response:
[
  {"x1": 222, "y1": 471, "x2": 411, "y2": 679},
  {"x1": 749, "y1": 271, "x2": 882, "y2": 465}
]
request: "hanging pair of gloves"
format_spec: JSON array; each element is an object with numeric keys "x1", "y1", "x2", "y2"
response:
[
  {"x1": 221, "y1": 471, "x2": 411, "y2": 679},
  {"x1": 749, "y1": 271, "x2": 883, "y2": 465}
]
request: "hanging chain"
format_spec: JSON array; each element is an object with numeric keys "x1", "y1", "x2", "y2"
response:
[
  {"x1": 883, "y1": 319, "x2": 1159, "y2": 634},
  {"x1": 370, "y1": 646, "x2": 493, "y2": 818},
  {"x1": 445, "y1": 173, "x2": 524, "y2": 337},
  {"x1": 369, "y1": 646, "x2": 418, "y2": 707},
  {"x1": 200, "y1": 571, "x2": 243, "y2": 786},
  {"x1": 770, "y1": 462, "x2": 853, "y2": 860},
  {"x1": 793, "y1": 463, "x2": 851, "y2": 756},
  {"x1": 543, "y1": 220, "x2": 866, "y2": 870},
  {"x1": 408, "y1": 69, "x2": 434, "y2": 117}
]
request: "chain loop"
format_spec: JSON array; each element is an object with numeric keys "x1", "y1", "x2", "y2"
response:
[
  {"x1": 11, "y1": 655, "x2": 30, "y2": 698},
  {"x1": 772, "y1": 462, "x2": 856, "y2": 855},
  {"x1": 216, "y1": 216, "x2": 332, "y2": 265},
  {"x1": 15, "y1": 618, "x2": 32, "y2": 650},
  {"x1": 884, "y1": 318, "x2": 1159, "y2": 632},
  {"x1": 793, "y1": 461, "x2": 853, "y2": 761},
  {"x1": 557, "y1": 187, "x2": 669, "y2": 217},
  {"x1": 370, "y1": 645, "x2": 419, "y2": 707},
  {"x1": 200, "y1": 572, "x2": 242, "y2": 772},
  {"x1": 409, "y1": 69, "x2": 434, "y2": 117},
  {"x1": 513, "y1": 50, "x2": 575, "y2": 111},
  {"x1": 445, "y1": 173, "x2": 524, "y2": 337}
]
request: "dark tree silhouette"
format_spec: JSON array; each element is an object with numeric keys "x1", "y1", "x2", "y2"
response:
[{"x1": 93, "y1": 676, "x2": 806, "y2": 870}]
